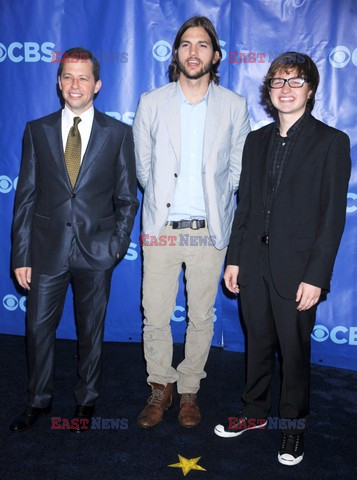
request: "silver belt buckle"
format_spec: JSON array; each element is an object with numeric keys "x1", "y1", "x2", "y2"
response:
[{"x1": 190, "y1": 219, "x2": 199, "y2": 230}]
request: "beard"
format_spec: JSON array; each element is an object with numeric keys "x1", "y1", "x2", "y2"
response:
[{"x1": 177, "y1": 58, "x2": 214, "y2": 80}]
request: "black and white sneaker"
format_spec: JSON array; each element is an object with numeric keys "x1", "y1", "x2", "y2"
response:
[
  {"x1": 214, "y1": 412, "x2": 267, "y2": 438},
  {"x1": 278, "y1": 432, "x2": 304, "y2": 466}
]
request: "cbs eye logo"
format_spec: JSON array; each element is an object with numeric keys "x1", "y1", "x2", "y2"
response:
[
  {"x1": 152, "y1": 41, "x2": 172, "y2": 62},
  {"x1": 329, "y1": 46, "x2": 357, "y2": 68},
  {"x1": 311, "y1": 325, "x2": 329, "y2": 342},
  {"x1": 0, "y1": 175, "x2": 18, "y2": 194},
  {"x1": 347, "y1": 192, "x2": 357, "y2": 213},
  {"x1": 0, "y1": 43, "x2": 6, "y2": 62},
  {"x1": 3, "y1": 294, "x2": 27, "y2": 312}
]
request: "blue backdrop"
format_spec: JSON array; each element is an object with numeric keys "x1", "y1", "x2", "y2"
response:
[{"x1": 1, "y1": 0, "x2": 356, "y2": 370}]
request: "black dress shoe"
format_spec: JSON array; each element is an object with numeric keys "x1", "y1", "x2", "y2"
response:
[
  {"x1": 10, "y1": 406, "x2": 51, "y2": 432},
  {"x1": 70, "y1": 405, "x2": 95, "y2": 433}
]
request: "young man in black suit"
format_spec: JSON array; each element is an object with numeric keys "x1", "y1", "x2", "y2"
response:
[
  {"x1": 214, "y1": 52, "x2": 351, "y2": 465},
  {"x1": 10, "y1": 47, "x2": 138, "y2": 433}
]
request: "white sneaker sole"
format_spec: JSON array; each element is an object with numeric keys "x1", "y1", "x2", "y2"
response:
[
  {"x1": 278, "y1": 452, "x2": 304, "y2": 466},
  {"x1": 214, "y1": 420, "x2": 267, "y2": 438}
]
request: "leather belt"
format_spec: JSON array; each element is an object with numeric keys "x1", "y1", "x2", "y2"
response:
[
  {"x1": 166, "y1": 219, "x2": 206, "y2": 230},
  {"x1": 261, "y1": 235, "x2": 269, "y2": 245}
]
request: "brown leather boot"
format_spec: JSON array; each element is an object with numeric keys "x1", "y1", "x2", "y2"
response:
[
  {"x1": 178, "y1": 393, "x2": 202, "y2": 428},
  {"x1": 137, "y1": 383, "x2": 174, "y2": 428}
]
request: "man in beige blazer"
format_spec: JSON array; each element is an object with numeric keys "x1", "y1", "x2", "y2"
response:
[{"x1": 133, "y1": 16, "x2": 250, "y2": 429}]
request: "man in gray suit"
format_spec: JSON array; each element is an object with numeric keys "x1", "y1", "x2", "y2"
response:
[
  {"x1": 133, "y1": 16, "x2": 250, "y2": 429},
  {"x1": 10, "y1": 47, "x2": 138, "y2": 433}
]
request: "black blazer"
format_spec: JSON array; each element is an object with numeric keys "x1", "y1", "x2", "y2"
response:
[
  {"x1": 227, "y1": 114, "x2": 351, "y2": 299},
  {"x1": 12, "y1": 109, "x2": 139, "y2": 275}
]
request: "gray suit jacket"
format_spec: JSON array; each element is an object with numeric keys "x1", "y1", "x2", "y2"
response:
[
  {"x1": 12, "y1": 109, "x2": 139, "y2": 275},
  {"x1": 133, "y1": 82, "x2": 250, "y2": 249}
]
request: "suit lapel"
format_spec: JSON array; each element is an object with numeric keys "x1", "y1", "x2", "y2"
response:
[
  {"x1": 163, "y1": 84, "x2": 180, "y2": 163},
  {"x1": 42, "y1": 110, "x2": 66, "y2": 177},
  {"x1": 75, "y1": 109, "x2": 108, "y2": 186},
  {"x1": 258, "y1": 123, "x2": 276, "y2": 202},
  {"x1": 42, "y1": 109, "x2": 108, "y2": 190},
  {"x1": 203, "y1": 84, "x2": 225, "y2": 165}
]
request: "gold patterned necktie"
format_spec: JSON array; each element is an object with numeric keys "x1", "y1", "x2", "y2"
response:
[{"x1": 65, "y1": 116, "x2": 82, "y2": 187}]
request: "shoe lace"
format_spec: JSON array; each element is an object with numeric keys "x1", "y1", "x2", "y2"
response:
[
  {"x1": 147, "y1": 388, "x2": 165, "y2": 406},
  {"x1": 281, "y1": 433, "x2": 302, "y2": 452},
  {"x1": 180, "y1": 393, "x2": 196, "y2": 405},
  {"x1": 293, "y1": 435, "x2": 302, "y2": 452}
]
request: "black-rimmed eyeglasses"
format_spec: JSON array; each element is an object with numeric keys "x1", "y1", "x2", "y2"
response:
[{"x1": 269, "y1": 77, "x2": 309, "y2": 88}]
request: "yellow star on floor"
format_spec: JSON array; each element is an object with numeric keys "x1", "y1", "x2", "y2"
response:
[{"x1": 168, "y1": 455, "x2": 206, "y2": 476}]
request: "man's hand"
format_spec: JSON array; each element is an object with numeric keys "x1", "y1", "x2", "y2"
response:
[
  {"x1": 224, "y1": 265, "x2": 240, "y2": 294},
  {"x1": 14, "y1": 267, "x2": 32, "y2": 290},
  {"x1": 295, "y1": 282, "x2": 321, "y2": 311}
]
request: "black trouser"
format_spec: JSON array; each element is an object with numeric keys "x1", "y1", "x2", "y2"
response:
[
  {"x1": 26, "y1": 239, "x2": 113, "y2": 408},
  {"x1": 240, "y1": 244, "x2": 316, "y2": 433}
]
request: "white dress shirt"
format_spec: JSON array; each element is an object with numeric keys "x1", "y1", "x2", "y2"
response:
[{"x1": 61, "y1": 105, "x2": 94, "y2": 163}]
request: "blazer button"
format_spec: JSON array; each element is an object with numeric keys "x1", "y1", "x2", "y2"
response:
[
  {"x1": 66, "y1": 222, "x2": 72, "y2": 227},
  {"x1": 174, "y1": 173, "x2": 178, "y2": 178},
  {"x1": 166, "y1": 203, "x2": 171, "y2": 208},
  {"x1": 71, "y1": 193, "x2": 76, "y2": 198}
]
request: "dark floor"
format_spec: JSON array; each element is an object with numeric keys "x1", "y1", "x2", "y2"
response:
[{"x1": 1, "y1": 334, "x2": 356, "y2": 480}]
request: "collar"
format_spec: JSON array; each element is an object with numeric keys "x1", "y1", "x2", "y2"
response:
[
  {"x1": 275, "y1": 110, "x2": 309, "y2": 138},
  {"x1": 177, "y1": 81, "x2": 210, "y2": 106},
  {"x1": 62, "y1": 105, "x2": 95, "y2": 124}
]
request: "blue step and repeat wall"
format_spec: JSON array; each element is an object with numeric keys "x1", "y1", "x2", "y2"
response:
[{"x1": 1, "y1": 0, "x2": 356, "y2": 370}]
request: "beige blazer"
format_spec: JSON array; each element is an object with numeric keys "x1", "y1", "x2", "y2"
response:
[{"x1": 133, "y1": 82, "x2": 250, "y2": 249}]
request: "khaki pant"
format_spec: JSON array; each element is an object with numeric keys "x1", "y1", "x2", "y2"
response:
[{"x1": 142, "y1": 225, "x2": 226, "y2": 394}]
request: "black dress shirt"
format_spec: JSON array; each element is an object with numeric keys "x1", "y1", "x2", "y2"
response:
[{"x1": 263, "y1": 111, "x2": 308, "y2": 236}]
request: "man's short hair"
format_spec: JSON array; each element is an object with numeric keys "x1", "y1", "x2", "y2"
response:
[
  {"x1": 57, "y1": 47, "x2": 100, "y2": 82},
  {"x1": 262, "y1": 52, "x2": 319, "y2": 113},
  {"x1": 169, "y1": 16, "x2": 222, "y2": 84}
]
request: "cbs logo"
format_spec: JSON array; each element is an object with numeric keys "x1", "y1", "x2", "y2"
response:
[
  {"x1": 0, "y1": 176, "x2": 18, "y2": 194},
  {"x1": 312, "y1": 324, "x2": 357, "y2": 345},
  {"x1": 152, "y1": 40, "x2": 172, "y2": 62},
  {"x1": 0, "y1": 42, "x2": 55, "y2": 63},
  {"x1": 3, "y1": 294, "x2": 27, "y2": 312},
  {"x1": 347, "y1": 192, "x2": 357, "y2": 213},
  {"x1": 329, "y1": 46, "x2": 357, "y2": 68}
]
